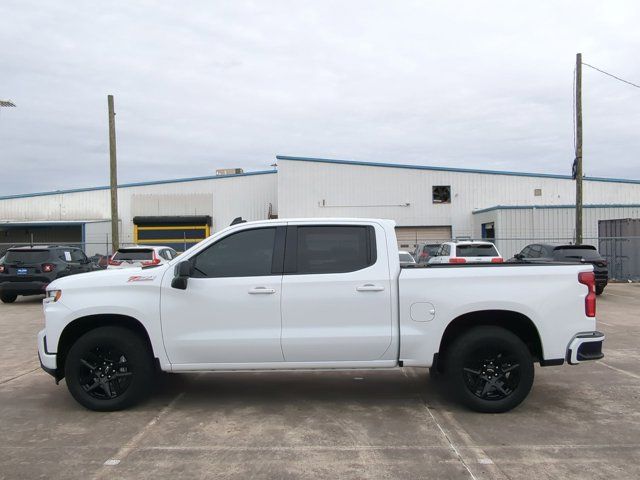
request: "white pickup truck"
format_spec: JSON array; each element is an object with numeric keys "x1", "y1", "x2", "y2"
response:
[{"x1": 38, "y1": 218, "x2": 604, "y2": 413}]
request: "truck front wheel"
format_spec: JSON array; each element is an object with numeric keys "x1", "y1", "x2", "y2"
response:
[
  {"x1": 445, "y1": 326, "x2": 534, "y2": 413},
  {"x1": 64, "y1": 326, "x2": 155, "y2": 411}
]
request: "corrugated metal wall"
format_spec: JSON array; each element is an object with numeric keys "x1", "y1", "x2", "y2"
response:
[
  {"x1": 0, "y1": 173, "x2": 278, "y2": 244},
  {"x1": 476, "y1": 206, "x2": 640, "y2": 258},
  {"x1": 598, "y1": 219, "x2": 640, "y2": 281},
  {"x1": 277, "y1": 159, "x2": 640, "y2": 238}
]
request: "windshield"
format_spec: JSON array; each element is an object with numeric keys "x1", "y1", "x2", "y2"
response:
[
  {"x1": 399, "y1": 253, "x2": 414, "y2": 263},
  {"x1": 113, "y1": 249, "x2": 154, "y2": 261},
  {"x1": 553, "y1": 247, "x2": 601, "y2": 261},
  {"x1": 5, "y1": 250, "x2": 50, "y2": 263},
  {"x1": 456, "y1": 244, "x2": 498, "y2": 257}
]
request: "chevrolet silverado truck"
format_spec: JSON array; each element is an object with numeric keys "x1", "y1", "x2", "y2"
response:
[{"x1": 38, "y1": 218, "x2": 604, "y2": 413}]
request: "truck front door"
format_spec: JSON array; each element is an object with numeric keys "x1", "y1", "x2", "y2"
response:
[{"x1": 160, "y1": 226, "x2": 285, "y2": 365}]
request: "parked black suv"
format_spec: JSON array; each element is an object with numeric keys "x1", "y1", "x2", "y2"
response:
[
  {"x1": 0, "y1": 246, "x2": 96, "y2": 303},
  {"x1": 511, "y1": 244, "x2": 608, "y2": 294}
]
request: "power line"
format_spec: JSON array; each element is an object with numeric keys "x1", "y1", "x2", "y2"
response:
[{"x1": 582, "y1": 62, "x2": 640, "y2": 90}]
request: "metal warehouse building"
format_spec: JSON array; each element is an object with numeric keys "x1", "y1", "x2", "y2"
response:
[{"x1": 1, "y1": 155, "x2": 639, "y2": 258}]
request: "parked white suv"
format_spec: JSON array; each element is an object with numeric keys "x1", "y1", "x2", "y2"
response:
[
  {"x1": 108, "y1": 246, "x2": 178, "y2": 269},
  {"x1": 428, "y1": 241, "x2": 503, "y2": 264}
]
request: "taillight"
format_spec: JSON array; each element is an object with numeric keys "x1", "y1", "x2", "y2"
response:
[
  {"x1": 0, "y1": 265, "x2": 4, "y2": 273},
  {"x1": 42, "y1": 263, "x2": 56, "y2": 273},
  {"x1": 108, "y1": 256, "x2": 122, "y2": 266},
  {"x1": 491, "y1": 257, "x2": 504, "y2": 263},
  {"x1": 449, "y1": 257, "x2": 466, "y2": 264},
  {"x1": 578, "y1": 271, "x2": 596, "y2": 317},
  {"x1": 141, "y1": 252, "x2": 161, "y2": 266}
]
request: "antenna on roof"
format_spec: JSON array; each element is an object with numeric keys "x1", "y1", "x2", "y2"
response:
[{"x1": 230, "y1": 217, "x2": 246, "y2": 226}]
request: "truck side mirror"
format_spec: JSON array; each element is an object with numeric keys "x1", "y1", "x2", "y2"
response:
[{"x1": 171, "y1": 261, "x2": 193, "y2": 290}]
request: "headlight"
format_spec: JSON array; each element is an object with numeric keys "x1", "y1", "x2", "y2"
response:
[{"x1": 45, "y1": 289, "x2": 62, "y2": 303}]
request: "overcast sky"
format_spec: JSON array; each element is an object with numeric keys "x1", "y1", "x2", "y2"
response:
[{"x1": 1, "y1": 1, "x2": 639, "y2": 195}]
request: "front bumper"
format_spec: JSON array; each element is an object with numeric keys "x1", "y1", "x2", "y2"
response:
[
  {"x1": 567, "y1": 331, "x2": 605, "y2": 365},
  {"x1": 37, "y1": 329, "x2": 57, "y2": 378}
]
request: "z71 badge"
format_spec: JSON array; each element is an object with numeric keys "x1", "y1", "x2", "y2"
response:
[{"x1": 127, "y1": 275, "x2": 155, "y2": 282}]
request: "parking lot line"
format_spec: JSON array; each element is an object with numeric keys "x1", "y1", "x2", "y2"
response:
[
  {"x1": 91, "y1": 392, "x2": 184, "y2": 480},
  {"x1": 402, "y1": 368, "x2": 509, "y2": 480},
  {"x1": 596, "y1": 360, "x2": 640, "y2": 380},
  {"x1": 0, "y1": 366, "x2": 40, "y2": 385}
]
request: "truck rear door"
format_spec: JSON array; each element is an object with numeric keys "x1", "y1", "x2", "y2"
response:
[{"x1": 280, "y1": 223, "x2": 393, "y2": 362}]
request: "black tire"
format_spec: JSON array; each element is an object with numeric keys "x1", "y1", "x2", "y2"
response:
[
  {"x1": 64, "y1": 326, "x2": 155, "y2": 411},
  {"x1": 1, "y1": 293, "x2": 17, "y2": 303},
  {"x1": 444, "y1": 326, "x2": 534, "y2": 413},
  {"x1": 596, "y1": 285, "x2": 605, "y2": 295}
]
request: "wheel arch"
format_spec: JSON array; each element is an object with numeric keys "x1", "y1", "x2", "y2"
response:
[
  {"x1": 434, "y1": 309, "x2": 543, "y2": 372},
  {"x1": 55, "y1": 314, "x2": 156, "y2": 381}
]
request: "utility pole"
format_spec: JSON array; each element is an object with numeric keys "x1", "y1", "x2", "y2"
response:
[
  {"x1": 108, "y1": 95, "x2": 120, "y2": 253},
  {"x1": 575, "y1": 53, "x2": 583, "y2": 244}
]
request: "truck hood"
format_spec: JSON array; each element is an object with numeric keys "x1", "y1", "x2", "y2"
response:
[{"x1": 47, "y1": 265, "x2": 171, "y2": 291}]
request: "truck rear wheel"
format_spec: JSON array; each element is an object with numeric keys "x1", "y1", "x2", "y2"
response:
[
  {"x1": 64, "y1": 326, "x2": 154, "y2": 411},
  {"x1": 445, "y1": 326, "x2": 534, "y2": 413}
]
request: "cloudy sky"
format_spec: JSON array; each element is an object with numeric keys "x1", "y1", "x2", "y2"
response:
[{"x1": 1, "y1": 1, "x2": 639, "y2": 195}]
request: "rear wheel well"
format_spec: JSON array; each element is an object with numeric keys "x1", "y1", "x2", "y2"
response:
[
  {"x1": 435, "y1": 310, "x2": 542, "y2": 372},
  {"x1": 56, "y1": 314, "x2": 155, "y2": 381}
]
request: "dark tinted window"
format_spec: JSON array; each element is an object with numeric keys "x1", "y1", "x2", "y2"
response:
[
  {"x1": 192, "y1": 228, "x2": 276, "y2": 278},
  {"x1": 553, "y1": 247, "x2": 601, "y2": 261},
  {"x1": 456, "y1": 244, "x2": 498, "y2": 257},
  {"x1": 295, "y1": 226, "x2": 375, "y2": 274},
  {"x1": 424, "y1": 244, "x2": 440, "y2": 256},
  {"x1": 520, "y1": 246, "x2": 532, "y2": 257},
  {"x1": 5, "y1": 250, "x2": 50, "y2": 263},
  {"x1": 70, "y1": 249, "x2": 86, "y2": 261},
  {"x1": 113, "y1": 249, "x2": 154, "y2": 261},
  {"x1": 528, "y1": 245, "x2": 543, "y2": 258}
]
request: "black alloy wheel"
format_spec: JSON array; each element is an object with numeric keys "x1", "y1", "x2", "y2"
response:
[
  {"x1": 462, "y1": 348, "x2": 521, "y2": 401},
  {"x1": 65, "y1": 326, "x2": 154, "y2": 411},
  {"x1": 77, "y1": 345, "x2": 134, "y2": 400},
  {"x1": 445, "y1": 326, "x2": 534, "y2": 413}
]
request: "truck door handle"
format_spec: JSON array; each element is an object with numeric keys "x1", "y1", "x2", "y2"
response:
[
  {"x1": 248, "y1": 287, "x2": 276, "y2": 294},
  {"x1": 356, "y1": 284, "x2": 385, "y2": 292}
]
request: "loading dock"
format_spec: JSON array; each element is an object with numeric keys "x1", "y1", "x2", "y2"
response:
[{"x1": 133, "y1": 216, "x2": 212, "y2": 251}]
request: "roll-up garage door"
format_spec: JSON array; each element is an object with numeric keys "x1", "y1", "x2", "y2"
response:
[
  {"x1": 395, "y1": 226, "x2": 452, "y2": 250},
  {"x1": 133, "y1": 216, "x2": 212, "y2": 252}
]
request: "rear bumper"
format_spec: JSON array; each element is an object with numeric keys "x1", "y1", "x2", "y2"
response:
[
  {"x1": 1, "y1": 281, "x2": 48, "y2": 295},
  {"x1": 37, "y1": 329, "x2": 57, "y2": 378},
  {"x1": 567, "y1": 331, "x2": 605, "y2": 365}
]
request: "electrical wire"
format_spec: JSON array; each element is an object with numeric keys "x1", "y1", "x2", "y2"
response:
[{"x1": 582, "y1": 62, "x2": 640, "y2": 90}]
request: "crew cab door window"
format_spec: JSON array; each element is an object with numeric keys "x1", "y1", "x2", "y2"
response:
[
  {"x1": 281, "y1": 224, "x2": 393, "y2": 363},
  {"x1": 292, "y1": 226, "x2": 375, "y2": 274},
  {"x1": 192, "y1": 228, "x2": 276, "y2": 277}
]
